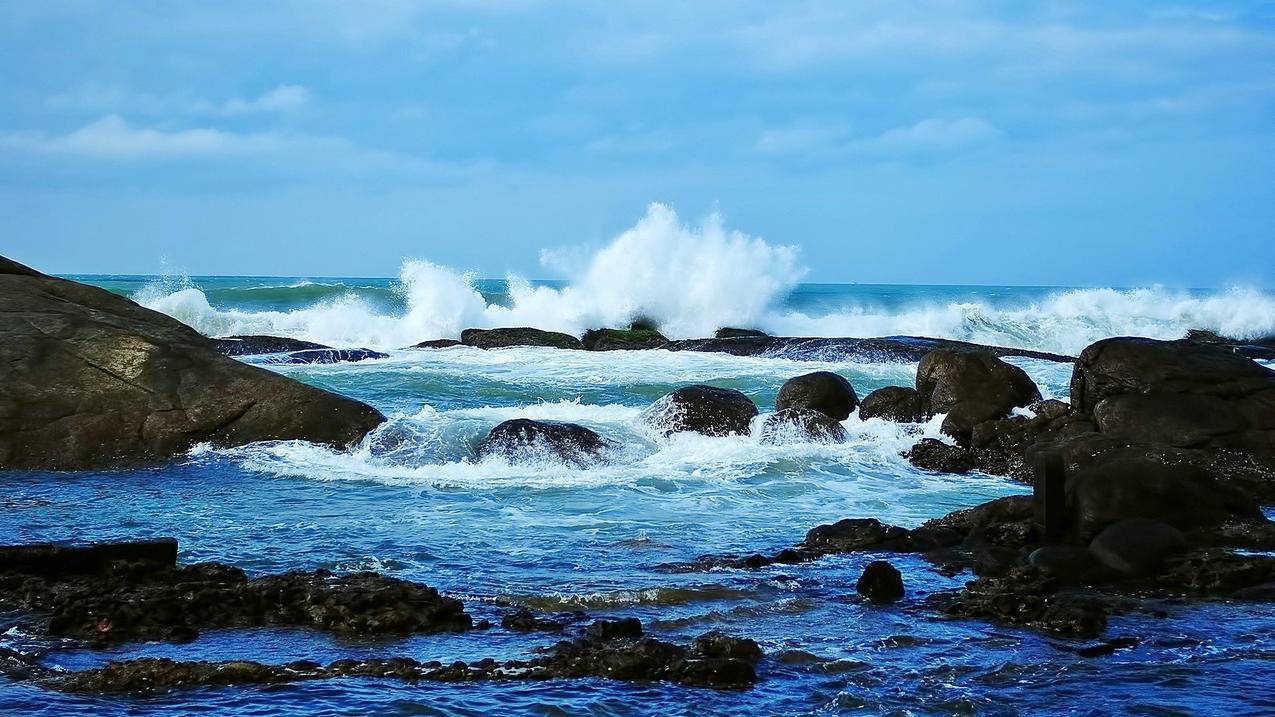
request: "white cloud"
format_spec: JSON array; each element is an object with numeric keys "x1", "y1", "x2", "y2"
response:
[
  {"x1": 0, "y1": 115, "x2": 283, "y2": 158},
  {"x1": 756, "y1": 119, "x2": 854, "y2": 153},
  {"x1": 45, "y1": 84, "x2": 311, "y2": 117},
  {"x1": 217, "y1": 84, "x2": 311, "y2": 115},
  {"x1": 860, "y1": 117, "x2": 1000, "y2": 153}
]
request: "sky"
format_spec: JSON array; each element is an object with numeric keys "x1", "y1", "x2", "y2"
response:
[{"x1": 1, "y1": 1, "x2": 1273, "y2": 286}]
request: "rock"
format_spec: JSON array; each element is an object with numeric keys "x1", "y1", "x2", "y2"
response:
[
  {"x1": 1066, "y1": 446, "x2": 1264, "y2": 539},
  {"x1": 758, "y1": 408, "x2": 847, "y2": 444},
  {"x1": 460, "y1": 327, "x2": 583, "y2": 350},
  {"x1": 476, "y1": 419, "x2": 617, "y2": 468},
  {"x1": 581, "y1": 327, "x2": 669, "y2": 351},
  {"x1": 1027, "y1": 546, "x2": 1101, "y2": 584},
  {"x1": 0, "y1": 256, "x2": 385, "y2": 470},
  {"x1": 1070, "y1": 337, "x2": 1275, "y2": 453},
  {"x1": 856, "y1": 561, "x2": 905, "y2": 603},
  {"x1": 665, "y1": 335, "x2": 1072, "y2": 362},
  {"x1": 641, "y1": 385, "x2": 758, "y2": 437},
  {"x1": 859, "y1": 386, "x2": 922, "y2": 422},
  {"x1": 584, "y1": 618, "x2": 643, "y2": 640},
  {"x1": 927, "y1": 566, "x2": 1108, "y2": 637},
  {"x1": 1060, "y1": 636, "x2": 1139, "y2": 658},
  {"x1": 269, "y1": 348, "x2": 388, "y2": 364},
  {"x1": 916, "y1": 349, "x2": 1041, "y2": 444},
  {"x1": 802, "y1": 518, "x2": 916, "y2": 553},
  {"x1": 1184, "y1": 329, "x2": 1275, "y2": 361},
  {"x1": 775, "y1": 371, "x2": 859, "y2": 420},
  {"x1": 692, "y1": 632, "x2": 764, "y2": 662},
  {"x1": 907, "y1": 438, "x2": 979, "y2": 473},
  {"x1": 1088, "y1": 518, "x2": 1187, "y2": 577},
  {"x1": 714, "y1": 328, "x2": 768, "y2": 339},
  {"x1": 0, "y1": 539, "x2": 177, "y2": 577},
  {"x1": 412, "y1": 339, "x2": 462, "y2": 349},
  {"x1": 501, "y1": 608, "x2": 566, "y2": 632},
  {"x1": 211, "y1": 335, "x2": 330, "y2": 356}
]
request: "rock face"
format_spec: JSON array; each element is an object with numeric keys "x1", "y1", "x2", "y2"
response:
[
  {"x1": 641, "y1": 385, "x2": 759, "y2": 437},
  {"x1": 581, "y1": 327, "x2": 669, "y2": 351},
  {"x1": 211, "y1": 335, "x2": 330, "y2": 356},
  {"x1": 856, "y1": 561, "x2": 905, "y2": 603},
  {"x1": 460, "y1": 327, "x2": 583, "y2": 350},
  {"x1": 758, "y1": 408, "x2": 847, "y2": 444},
  {"x1": 916, "y1": 349, "x2": 1041, "y2": 444},
  {"x1": 1070, "y1": 337, "x2": 1275, "y2": 453},
  {"x1": 477, "y1": 419, "x2": 617, "y2": 467},
  {"x1": 1184, "y1": 329, "x2": 1275, "y2": 361},
  {"x1": 0, "y1": 256, "x2": 385, "y2": 470},
  {"x1": 775, "y1": 371, "x2": 858, "y2": 421},
  {"x1": 859, "y1": 386, "x2": 922, "y2": 422}
]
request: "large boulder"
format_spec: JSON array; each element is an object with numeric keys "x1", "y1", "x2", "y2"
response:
[
  {"x1": 859, "y1": 386, "x2": 921, "y2": 423},
  {"x1": 460, "y1": 328, "x2": 583, "y2": 350},
  {"x1": 0, "y1": 256, "x2": 385, "y2": 470},
  {"x1": 641, "y1": 385, "x2": 758, "y2": 437},
  {"x1": 476, "y1": 419, "x2": 617, "y2": 468},
  {"x1": 775, "y1": 371, "x2": 858, "y2": 421},
  {"x1": 758, "y1": 408, "x2": 847, "y2": 444},
  {"x1": 1088, "y1": 518, "x2": 1187, "y2": 577},
  {"x1": 916, "y1": 349, "x2": 1041, "y2": 444},
  {"x1": 581, "y1": 327, "x2": 669, "y2": 351},
  {"x1": 856, "y1": 561, "x2": 905, "y2": 603},
  {"x1": 1070, "y1": 337, "x2": 1275, "y2": 453}
]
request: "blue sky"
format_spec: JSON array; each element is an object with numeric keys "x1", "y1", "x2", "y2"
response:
[{"x1": 1, "y1": 1, "x2": 1273, "y2": 285}]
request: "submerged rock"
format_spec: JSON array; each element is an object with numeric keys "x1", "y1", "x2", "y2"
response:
[
  {"x1": 775, "y1": 371, "x2": 859, "y2": 421},
  {"x1": 582, "y1": 327, "x2": 669, "y2": 350},
  {"x1": 211, "y1": 335, "x2": 330, "y2": 356},
  {"x1": 859, "y1": 386, "x2": 922, "y2": 423},
  {"x1": 268, "y1": 348, "x2": 389, "y2": 364},
  {"x1": 460, "y1": 327, "x2": 583, "y2": 350},
  {"x1": 916, "y1": 349, "x2": 1041, "y2": 445},
  {"x1": 856, "y1": 561, "x2": 905, "y2": 603},
  {"x1": 476, "y1": 419, "x2": 618, "y2": 468},
  {"x1": 0, "y1": 256, "x2": 385, "y2": 470},
  {"x1": 758, "y1": 408, "x2": 847, "y2": 444},
  {"x1": 641, "y1": 385, "x2": 759, "y2": 437}
]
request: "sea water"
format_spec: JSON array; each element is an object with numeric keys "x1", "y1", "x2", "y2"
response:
[{"x1": 3, "y1": 212, "x2": 1275, "y2": 715}]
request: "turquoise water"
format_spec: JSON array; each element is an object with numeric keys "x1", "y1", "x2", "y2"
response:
[{"x1": 3, "y1": 276, "x2": 1274, "y2": 715}]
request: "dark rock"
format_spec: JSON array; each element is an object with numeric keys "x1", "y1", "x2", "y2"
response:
[
  {"x1": 476, "y1": 419, "x2": 617, "y2": 468},
  {"x1": 1070, "y1": 337, "x2": 1275, "y2": 453},
  {"x1": 665, "y1": 335, "x2": 1072, "y2": 362},
  {"x1": 582, "y1": 328, "x2": 669, "y2": 351},
  {"x1": 269, "y1": 348, "x2": 388, "y2": 364},
  {"x1": 759, "y1": 408, "x2": 847, "y2": 444},
  {"x1": 856, "y1": 561, "x2": 905, "y2": 603},
  {"x1": 927, "y1": 567, "x2": 1108, "y2": 637},
  {"x1": 692, "y1": 631, "x2": 764, "y2": 662},
  {"x1": 1027, "y1": 546, "x2": 1101, "y2": 584},
  {"x1": 907, "y1": 438, "x2": 979, "y2": 473},
  {"x1": 775, "y1": 371, "x2": 858, "y2": 420},
  {"x1": 412, "y1": 339, "x2": 462, "y2": 349},
  {"x1": 803, "y1": 518, "x2": 916, "y2": 553},
  {"x1": 460, "y1": 327, "x2": 583, "y2": 350},
  {"x1": 917, "y1": 495, "x2": 1037, "y2": 551},
  {"x1": 641, "y1": 385, "x2": 758, "y2": 437},
  {"x1": 584, "y1": 617, "x2": 644, "y2": 640},
  {"x1": 501, "y1": 608, "x2": 566, "y2": 632},
  {"x1": 1088, "y1": 518, "x2": 1187, "y2": 577},
  {"x1": 859, "y1": 386, "x2": 922, "y2": 422},
  {"x1": 1060, "y1": 635, "x2": 1139, "y2": 658},
  {"x1": 1155, "y1": 550, "x2": 1275, "y2": 596},
  {"x1": 714, "y1": 328, "x2": 768, "y2": 339},
  {"x1": 211, "y1": 335, "x2": 330, "y2": 356},
  {"x1": 916, "y1": 349, "x2": 1041, "y2": 444},
  {"x1": 0, "y1": 539, "x2": 177, "y2": 577},
  {"x1": 1184, "y1": 329, "x2": 1275, "y2": 361},
  {"x1": 0, "y1": 256, "x2": 385, "y2": 470}
]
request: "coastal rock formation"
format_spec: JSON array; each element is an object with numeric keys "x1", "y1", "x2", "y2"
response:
[
  {"x1": 758, "y1": 408, "x2": 848, "y2": 444},
  {"x1": 859, "y1": 386, "x2": 922, "y2": 423},
  {"x1": 665, "y1": 335, "x2": 1073, "y2": 362},
  {"x1": 714, "y1": 327, "x2": 768, "y2": 339},
  {"x1": 582, "y1": 327, "x2": 670, "y2": 350},
  {"x1": 916, "y1": 349, "x2": 1041, "y2": 444},
  {"x1": 412, "y1": 338, "x2": 463, "y2": 349},
  {"x1": 775, "y1": 371, "x2": 858, "y2": 420},
  {"x1": 856, "y1": 561, "x2": 905, "y2": 603},
  {"x1": 0, "y1": 256, "x2": 385, "y2": 470},
  {"x1": 212, "y1": 335, "x2": 330, "y2": 356},
  {"x1": 1183, "y1": 329, "x2": 1275, "y2": 361},
  {"x1": 270, "y1": 348, "x2": 389, "y2": 364},
  {"x1": 477, "y1": 419, "x2": 618, "y2": 467},
  {"x1": 460, "y1": 327, "x2": 583, "y2": 350},
  {"x1": 641, "y1": 385, "x2": 759, "y2": 437}
]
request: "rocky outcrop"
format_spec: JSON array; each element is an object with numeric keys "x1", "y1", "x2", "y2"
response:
[
  {"x1": 460, "y1": 327, "x2": 584, "y2": 350},
  {"x1": 412, "y1": 338, "x2": 463, "y2": 349},
  {"x1": 211, "y1": 335, "x2": 330, "y2": 356},
  {"x1": 916, "y1": 349, "x2": 1041, "y2": 444},
  {"x1": 267, "y1": 348, "x2": 389, "y2": 364},
  {"x1": 665, "y1": 335, "x2": 1072, "y2": 362},
  {"x1": 856, "y1": 561, "x2": 904, "y2": 603},
  {"x1": 476, "y1": 419, "x2": 618, "y2": 468},
  {"x1": 1184, "y1": 329, "x2": 1275, "y2": 361},
  {"x1": 758, "y1": 408, "x2": 847, "y2": 444},
  {"x1": 714, "y1": 328, "x2": 768, "y2": 339},
  {"x1": 0, "y1": 256, "x2": 385, "y2": 470},
  {"x1": 775, "y1": 371, "x2": 858, "y2": 420},
  {"x1": 859, "y1": 386, "x2": 922, "y2": 423},
  {"x1": 582, "y1": 327, "x2": 669, "y2": 351},
  {"x1": 641, "y1": 385, "x2": 758, "y2": 437}
]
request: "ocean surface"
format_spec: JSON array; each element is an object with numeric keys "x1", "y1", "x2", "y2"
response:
[{"x1": 3, "y1": 268, "x2": 1275, "y2": 716}]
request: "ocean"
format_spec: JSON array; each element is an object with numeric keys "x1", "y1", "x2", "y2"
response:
[{"x1": 3, "y1": 269, "x2": 1275, "y2": 715}]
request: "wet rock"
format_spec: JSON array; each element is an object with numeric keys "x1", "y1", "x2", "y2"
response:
[
  {"x1": 916, "y1": 349, "x2": 1041, "y2": 444},
  {"x1": 1184, "y1": 329, "x2": 1275, "y2": 361},
  {"x1": 692, "y1": 631, "x2": 764, "y2": 662},
  {"x1": 584, "y1": 617, "x2": 643, "y2": 640},
  {"x1": 412, "y1": 338, "x2": 462, "y2": 349},
  {"x1": 714, "y1": 327, "x2": 768, "y2": 339},
  {"x1": 928, "y1": 567, "x2": 1108, "y2": 637},
  {"x1": 269, "y1": 348, "x2": 388, "y2": 364},
  {"x1": 859, "y1": 386, "x2": 922, "y2": 423},
  {"x1": 775, "y1": 371, "x2": 859, "y2": 420},
  {"x1": 0, "y1": 539, "x2": 177, "y2": 577},
  {"x1": 1027, "y1": 546, "x2": 1101, "y2": 584},
  {"x1": 501, "y1": 608, "x2": 566, "y2": 632},
  {"x1": 1088, "y1": 518, "x2": 1187, "y2": 577},
  {"x1": 0, "y1": 256, "x2": 385, "y2": 470},
  {"x1": 212, "y1": 335, "x2": 330, "y2": 356},
  {"x1": 460, "y1": 327, "x2": 584, "y2": 350},
  {"x1": 641, "y1": 385, "x2": 759, "y2": 437},
  {"x1": 476, "y1": 419, "x2": 617, "y2": 468},
  {"x1": 917, "y1": 495, "x2": 1037, "y2": 551},
  {"x1": 758, "y1": 408, "x2": 847, "y2": 444},
  {"x1": 1154, "y1": 550, "x2": 1275, "y2": 596},
  {"x1": 665, "y1": 335, "x2": 1072, "y2": 362},
  {"x1": 907, "y1": 438, "x2": 979, "y2": 473},
  {"x1": 1057, "y1": 635, "x2": 1139, "y2": 658},
  {"x1": 582, "y1": 327, "x2": 669, "y2": 351},
  {"x1": 856, "y1": 561, "x2": 905, "y2": 603},
  {"x1": 1070, "y1": 337, "x2": 1275, "y2": 453},
  {"x1": 803, "y1": 518, "x2": 917, "y2": 553}
]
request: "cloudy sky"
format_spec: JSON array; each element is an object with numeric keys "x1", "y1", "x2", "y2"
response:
[{"x1": 2, "y1": 1, "x2": 1273, "y2": 285}]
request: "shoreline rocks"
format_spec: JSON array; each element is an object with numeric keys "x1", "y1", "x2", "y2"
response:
[
  {"x1": 641, "y1": 385, "x2": 759, "y2": 437},
  {"x1": 212, "y1": 335, "x2": 330, "y2": 356},
  {"x1": 477, "y1": 419, "x2": 618, "y2": 467},
  {"x1": 775, "y1": 371, "x2": 858, "y2": 421},
  {"x1": 0, "y1": 256, "x2": 385, "y2": 470},
  {"x1": 582, "y1": 327, "x2": 670, "y2": 350},
  {"x1": 461, "y1": 327, "x2": 583, "y2": 350}
]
